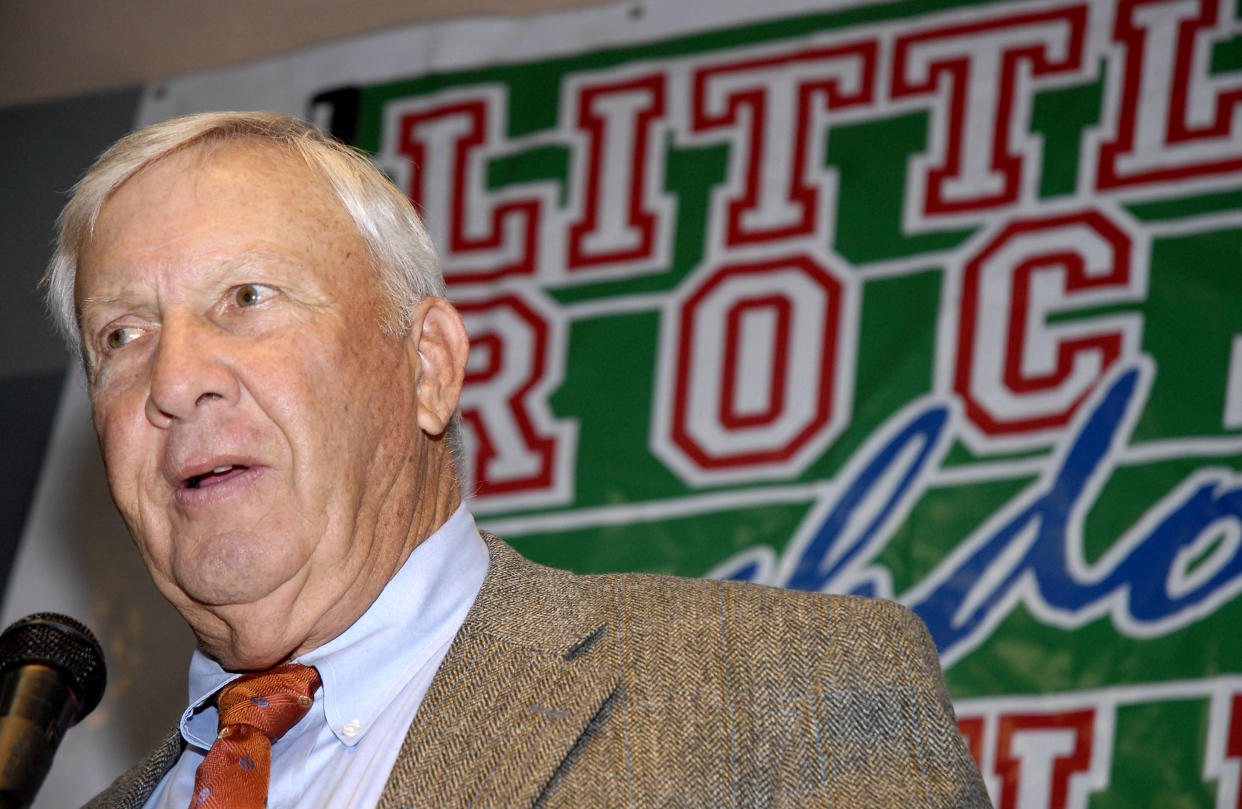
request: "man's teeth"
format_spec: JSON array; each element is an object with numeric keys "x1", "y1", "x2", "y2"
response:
[{"x1": 186, "y1": 465, "x2": 240, "y2": 488}]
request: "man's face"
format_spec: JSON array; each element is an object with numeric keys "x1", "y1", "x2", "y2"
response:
[{"x1": 76, "y1": 141, "x2": 452, "y2": 669}]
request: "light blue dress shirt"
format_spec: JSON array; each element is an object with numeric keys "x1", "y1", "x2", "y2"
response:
[{"x1": 142, "y1": 504, "x2": 490, "y2": 809}]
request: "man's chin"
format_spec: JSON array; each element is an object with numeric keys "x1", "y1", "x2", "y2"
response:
[
  {"x1": 169, "y1": 534, "x2": 302, "y2": 606},
  {"x1": 161, "y1": 562, "x2": 305, "y2": 666},
  {"x1": 205, "y1": 641, "x2": 298, "y2": 674},
  {"x1": 175, "y1": 596, "x2": 303, "y2": 672},
  {"x1": 177, "y1": 575, "x2": 279, "y2": 607}
]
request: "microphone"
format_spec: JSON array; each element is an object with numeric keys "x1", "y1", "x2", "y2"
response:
[{"x1": 0, "y1": 613, "x2": 107, "y2": 809}]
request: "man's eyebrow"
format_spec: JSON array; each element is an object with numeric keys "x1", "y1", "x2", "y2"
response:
[
  {"x1": 78, "y1": 295, "x2": 125, "y2": 308},
  {"x1": 215, "y1": 251, "x2": 301, "y2": 274},
  {"x1": 79, "y1": 252, "x2": 298, "y2": 309},
  {"x1": 77, "y1": 295, "x2": 131, "y2": 324}
]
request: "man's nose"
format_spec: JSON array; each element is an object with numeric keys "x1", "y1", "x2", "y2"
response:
[{"x1": 144, "y1": 314, "x2": 239, "y2": 427}]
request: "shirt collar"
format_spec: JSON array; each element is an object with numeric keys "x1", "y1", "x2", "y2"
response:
[{"x1": 180, "y1": 504, "x2": 489, "y2": 749}]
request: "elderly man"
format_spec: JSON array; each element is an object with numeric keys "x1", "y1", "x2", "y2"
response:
[{"x1": 48, "y1": 111, "x2": 990, "y2": 808}]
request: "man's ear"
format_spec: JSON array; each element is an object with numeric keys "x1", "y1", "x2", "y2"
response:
[{"x1": 407, "y1": 296, "x2": 469, "y2": 436}]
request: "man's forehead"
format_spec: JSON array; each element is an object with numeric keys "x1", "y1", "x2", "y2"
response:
[
  {"x1": 87, "y1": 139, "x2": 350, "y2": 259},
  {"x1": 114, "y1": 138, "x2": 316, "y2": 202},
  {"x1": 80, "y1": 138, "x2": 359, "y2": 295}
]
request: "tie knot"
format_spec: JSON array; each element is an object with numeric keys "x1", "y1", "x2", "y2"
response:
[{"x1": 217, "y1": 663, "x2": 321, "y2": 742}]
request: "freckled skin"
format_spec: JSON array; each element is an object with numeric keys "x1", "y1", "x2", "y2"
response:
[{"x1": 76, "y1": 142, "x2": 469, "y2": 671}]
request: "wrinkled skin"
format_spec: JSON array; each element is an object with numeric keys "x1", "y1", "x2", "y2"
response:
[{"x1": 76, "y1": 141, "x2": 469, "y2": 671}]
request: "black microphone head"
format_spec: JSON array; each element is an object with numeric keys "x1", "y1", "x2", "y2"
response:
[{"x1": 0, "y1": 613, "x2": 106, "y2": 720}]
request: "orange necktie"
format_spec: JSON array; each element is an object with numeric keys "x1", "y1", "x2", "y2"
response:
[{"x1": 189, "y1": 663, "x2": 322, "y2": 808}]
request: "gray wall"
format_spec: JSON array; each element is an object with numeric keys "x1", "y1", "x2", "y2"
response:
[{"x1": 0, "y1": 89, "x2": 140, "y2": 597}]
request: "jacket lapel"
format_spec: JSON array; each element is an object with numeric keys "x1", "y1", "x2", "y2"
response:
[
  {"x1": 82, "y1": 726, "x2": 184, "y2": 809},
  {"x1": 378, "y1": 535, "x2": 620, "y2": 809}
]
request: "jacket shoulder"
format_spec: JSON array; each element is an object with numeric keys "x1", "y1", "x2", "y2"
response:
[
  {"x1": 579, "y1": 567, "x2": 931, "y2": 659},
  {"x1": 540, "y1": 566, "x2": 988, "y2": 808},
  {"x1": 479, "y1": 534, "x2": 943, "y2": 684}
]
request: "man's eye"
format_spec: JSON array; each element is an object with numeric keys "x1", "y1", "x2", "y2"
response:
[
  {"x1": 104, "y1": 326, "x2": 140, "y2": 350},
  {"x1": 234, "y1": 284, "x2": 272, "y2": 308}
]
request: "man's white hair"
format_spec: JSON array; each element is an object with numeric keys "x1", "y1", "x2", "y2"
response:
[{"x1": 44, "y1": 110, "x2": 444, "y2": 355}]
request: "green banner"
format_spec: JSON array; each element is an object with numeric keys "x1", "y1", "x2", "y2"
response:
[{"x1": 295, "y1": 1, "x2": 1242, "y2": 805}]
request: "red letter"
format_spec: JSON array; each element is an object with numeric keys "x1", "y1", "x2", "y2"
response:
[
  {"x1": 995, "y1": 709, "x2": 1097, "y2": 809},
  {"x1": 1204, "y1": 691, "x2": 1242, "y2": 809},
  {"x1": 1227, "y1": 693, "x2": 1242, "y2": 809},
  {"x1": 690, "y1": 41, "x2": 877, "y2": 246},
  {"x1": 953, "y1": 209, "x2": 1145, "y2": 446},
  {"x1": 959, "y1": 715, "x2": 988, "y2": 770},
  {"x1": 386, "y1": 91, "x2": 548, "y2": 283},
  {"x1": 457, "y1": 293, "x2": 576, "y2": 509},
  {"x1": 1096, "y1": 0, "x2": 1242, "y2": 189},
  {"x1": 566, "y1": 73, "x2": 673, "y2": 274},
  {"x1": 892, "y1": 6, "x2": 1089, "y2": 218},
  {"x1": 654, "y1": 254, "x2": 854, "y2": 485}
]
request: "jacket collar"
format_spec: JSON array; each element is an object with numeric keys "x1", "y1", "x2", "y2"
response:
[
  {"x1": 377, "y1": 533, "x2": 620, "y2": 809},
  {"x1": 88, "y1": 534, "x2": 619, "y2": 809}
]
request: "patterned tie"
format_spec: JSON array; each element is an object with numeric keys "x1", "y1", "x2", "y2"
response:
[{"x1": 189, "y1": 663, "x2": 322, "y2": 808}]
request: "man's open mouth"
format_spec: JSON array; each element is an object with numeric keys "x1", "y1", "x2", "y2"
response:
[{"x1": 185, "y1": 465, "x2": 249, "y2": 489}]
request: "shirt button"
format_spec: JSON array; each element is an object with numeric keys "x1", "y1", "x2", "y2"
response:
[{"x1": 343, "y1": 720, "x2": 361, "y2": 737}]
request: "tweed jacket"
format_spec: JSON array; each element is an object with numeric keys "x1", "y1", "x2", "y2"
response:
[{"x1": 85, "y1": 534, "x2": 991, "y2": 808}]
